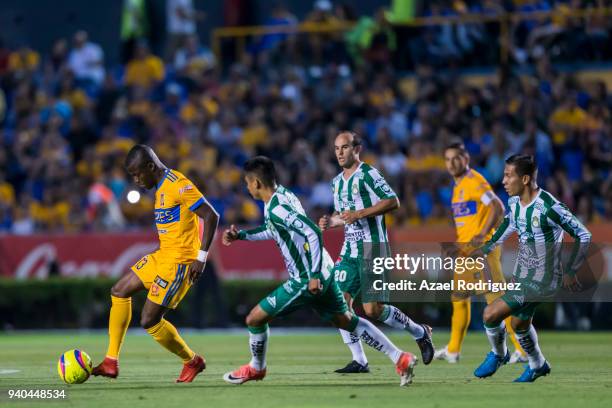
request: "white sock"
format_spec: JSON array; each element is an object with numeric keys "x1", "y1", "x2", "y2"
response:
[
  {"x1": 515, "y1": 325, "x2": 546, "y2": 369},
  {"x1": 352, "y1": 317, "x2": 403, "y2": 364},
  {"x1": 380, "y1": 305, "x2": 425, "y2": 339},
  {"x1": 485, "y1": 321, "x2": 508, "y2": 357},
  {"x1": 248, "y1": 326, "x2": 269, "y2": 371},
  {"x1": 339, "y1": 329, "x2": 368, "y2": 366}
]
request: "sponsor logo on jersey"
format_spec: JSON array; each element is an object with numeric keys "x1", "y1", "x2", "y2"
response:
[
  {"x1": 283, "y1": 211, "x2": 304, "y2": 230},
  {"x1": 160, "y1": 193, "x2": 165, "y2": 207},
  {"x1": 373, "y1": 177, "x2": 392, "y2": 194},
  {"x1": 352, "y1": 184, "x2": 359, "y2": 195},
  {"x1": 452, "y1": 201, "x2": 477, "y2": 217},
  {"x1": 282, "y1": 281, "x2": 294, "y2": 293},
  {"x1": 532, "y1": 216, "x2": 540, "y2": 228},
  {"x1": 345, "y1": 230, "x2": 366, "y2": 242},
  {"x1": 150, "y1": 283, "x2": 160, "y2": 297},
  {"x1": 339, "y1": 200, "x2": 356, "y2": 209},
  {"x1": 154, "y1": 275, "x2": 169, "y2": 289},
  {"x1": 155, "y1": 205, "x2": 180, "y2": 224},
  {"x1": 266, "y1": 296, "x2": 277, "y2": 308},
  {"x1": 179, "y1": 184, "x2": 193, "y2": 195}
]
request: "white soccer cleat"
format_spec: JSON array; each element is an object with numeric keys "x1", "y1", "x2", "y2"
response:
[
  {"x1": 508, "y1": 350, "x2": 528, "y2": 364},
  {"x1": 433, "y1": 346, "x2": 460, "y2": 363}
]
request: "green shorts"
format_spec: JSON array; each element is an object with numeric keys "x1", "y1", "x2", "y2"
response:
[
  {"x1": 258, "y1": 276, "x2": 348, "y2": 322},
  {"x1": 500, "y1": 292, "x2": 539, "y2": 321},
  {"x1": 333, "y1": 257, "x2": 362, "y2": 299}
]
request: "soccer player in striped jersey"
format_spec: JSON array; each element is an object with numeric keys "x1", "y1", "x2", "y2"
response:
[
  {"x1": 318, "y1": 131, "x2": 434, "y2": 374},
  {"x1": 434, "y1": 142, "x2": 526, "y2": 364},
  {"x1": 473, "y1": 154, "x2": 591, "y2": 382},
  {"x1": 222, "y1": 156, "x2": 417, "y2": 386},
  {"x1": 93, "y1": 145, "x2": 219, "y2": 383}
]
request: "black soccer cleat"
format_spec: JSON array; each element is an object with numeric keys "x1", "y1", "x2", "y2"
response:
[
  {"x1": 416, "y1": 324, "x2": 435, "y2": 365},
  {"x1": 335, "y1": 360, "x2": 370, "y2": 374}
]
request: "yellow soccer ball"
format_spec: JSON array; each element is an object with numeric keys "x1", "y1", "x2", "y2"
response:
[{"x1": 57, "y1": 349, "x2": 93, "y2": 384}]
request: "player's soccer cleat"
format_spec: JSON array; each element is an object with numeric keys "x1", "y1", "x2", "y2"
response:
[
  {"x1": 395, "y1": 352, "x2": 418, "y2": 386},
  {"x1": 176, "y1": 354, "x2": 206, "y2": 383},
  {"x1": 335, "y1": 360, "x2": 370, "y2": 374},
  {"x1": 434, "y1": 346, "x2": 460, "y2": 364},
  {"x1": 474, "y1": 351, "x2": 510, "y2": 378},
  {"x1": 223, "y1": 364, "x2": 267, "y2": 385},
  {"x1": 509, "y1": 350, "x2": 529, "y2": 364},
  {"x1": 513, "y1": 361, "x2": 551, "y2": 383},
  {"x1": 415, "y1": 324, "x2": 434, "y2": 365},
  {"x1": 92, "y1": 357, "x2": 119, "y2": 379}
]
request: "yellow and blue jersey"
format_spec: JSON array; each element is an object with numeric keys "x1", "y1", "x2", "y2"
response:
[
  {"x1": 154, "y1": 169, "x2": 205, "y2": 263},
  {"x1": 451, "y1": 169, "x2": 498, "y2": 243}
]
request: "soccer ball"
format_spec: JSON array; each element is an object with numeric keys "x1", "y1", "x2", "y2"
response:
[{"x1": 57, "y1": 349, "x2": 93, "y2": 384}]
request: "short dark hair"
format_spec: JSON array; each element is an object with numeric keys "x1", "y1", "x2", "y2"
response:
[
  {"x1": 244, "y1": 156, "x2": 277, "y2": 188},
  {"x1": 444, "y1": 140, "x2": 467, "y2": 156},
  {"x1": 338, "y1": 130, "x2": 362, "y2": 147},
  {"x1": 125, "y1": 144, "x2": 153, "y2": 168},
  {"x1": 506, "y1": 154, "x2": 537, "y2": 179}
]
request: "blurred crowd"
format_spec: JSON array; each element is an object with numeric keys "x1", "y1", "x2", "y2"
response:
[
  {"x1": 0, "y1": 1, "x2": 610, "y2": 234},
  {"x1": 244, "y1": 0, "x2": 612, "y2": 71}
]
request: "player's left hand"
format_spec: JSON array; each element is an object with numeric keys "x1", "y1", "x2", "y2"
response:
[
  {"x1": 563, "y1": 274, "x2": 582, "y2": 292},
  {"x1": 339, "y1": 210, "x2": 361, "y2": 225},
  {"x1": 308, "y1": 278, "x2": 322, "y2": 295},
  {"x1": 188, "y1": 260, "x2": 206, "y2": 284}
]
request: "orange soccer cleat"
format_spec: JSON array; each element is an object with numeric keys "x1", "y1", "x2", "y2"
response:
[
  {"x1": 395, "y1": 352, "x2": 418, "y2": 386},
  {"x1": 222, "y1": 363, "x2": 266, "y2": 385},
  {"x1": 176, "y1": 354, "x2": 206, "y2": 383},
  {"x1": 92, "y1": 357, "x2": 119, "y2": 379}
]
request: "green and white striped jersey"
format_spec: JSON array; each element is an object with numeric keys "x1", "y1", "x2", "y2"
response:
[
  {"x1": 239, "y1": 185, "x2": 332, "y2": 282},
  {"x1": 332, "y1": 162, "x2": 397, "y2": 259},
  {"x1": 484, "y1": 189, "x2": 591, "y2": 291}
]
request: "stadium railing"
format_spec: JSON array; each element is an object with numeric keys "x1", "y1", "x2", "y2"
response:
[{"x1": 211, "y1": 7, "x2": 612, "y2": 69}]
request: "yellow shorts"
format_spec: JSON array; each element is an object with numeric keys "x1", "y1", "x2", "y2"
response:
[
  {"x1": 131, "y1": 251, "x2": 192, "y2": 309},
  {"x1": 452, "y1": 245, "x2": 506, "y2": 301}
]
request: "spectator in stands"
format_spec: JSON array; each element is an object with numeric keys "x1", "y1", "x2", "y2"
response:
[
  {"x1": 166, "y1": 0, "x2": 206, "y2": 61},
  {"x1": 174, "y1": 34, "x2": 216, "y2": 79},
  {"x1": 124, "y1": 41, "x2": 165, "y2": 89},
  {"x1": 67, "y1": 30, "x2": 105, "y2": 87}
]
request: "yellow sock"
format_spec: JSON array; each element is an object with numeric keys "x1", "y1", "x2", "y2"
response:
[
  {"x1": 448, "y1": 300, "x2": 471, "y2": 353},
  {"x1": 146, "y1": 319, "x2": 195, "y2": 363},
  {"x1": 106, "y1": 296, "x2": 132, "y2": 359},
  {"x1": 505, "y1": 317, "x2": 525, "y2": 355}
]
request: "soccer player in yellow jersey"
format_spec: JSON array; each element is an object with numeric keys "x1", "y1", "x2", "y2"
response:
[
  {"x1": 93, "y1": 145, "x2": 219, "y2": 382},
  {"x1": 434, "y1": 142, "x2": 526, "y2": 364}
]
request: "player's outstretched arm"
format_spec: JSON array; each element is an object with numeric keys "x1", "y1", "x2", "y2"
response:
[
  {"x1": 189, "y1": 200, "x2": 220, "y2": 283},
  {"x1": 546, "y1": 202, "x2": 592, "y2": 290},
  {"x1": 480, "y1": 211, "x2": 516, "y2": 256}
]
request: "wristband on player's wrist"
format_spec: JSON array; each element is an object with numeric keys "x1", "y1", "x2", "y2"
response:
[{"x1": 197, "y1": 250, "x2": 208, "y2": 262}]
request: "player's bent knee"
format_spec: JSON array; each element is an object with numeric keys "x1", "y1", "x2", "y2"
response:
[
  {"x1": 363, "y1": 303, "x2": 382, "y2": 319},
  {"x1": 482, "y1": 306, "x2": 501, "y2": 326},
  {"x1": 110, "y1": 283, "x2": 128, "y2": 298},
  {"x1": 331, "y1": 312, "x2": 353, "y2": 330},
  {"x1": 140, "y1": 314, "x2": 161, "y2": 329},
  {"x1": 245, "y1": 312, "x2": 263, "y2": 328}
]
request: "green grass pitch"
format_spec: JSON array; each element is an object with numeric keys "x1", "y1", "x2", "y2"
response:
[{"x1": 1, "y1": 331, "x2": 611, "y2": 408}]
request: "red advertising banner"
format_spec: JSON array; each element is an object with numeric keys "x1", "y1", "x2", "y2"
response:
[{"x1": 0, "y1": 225, "x2": 610, "y2": 280}]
